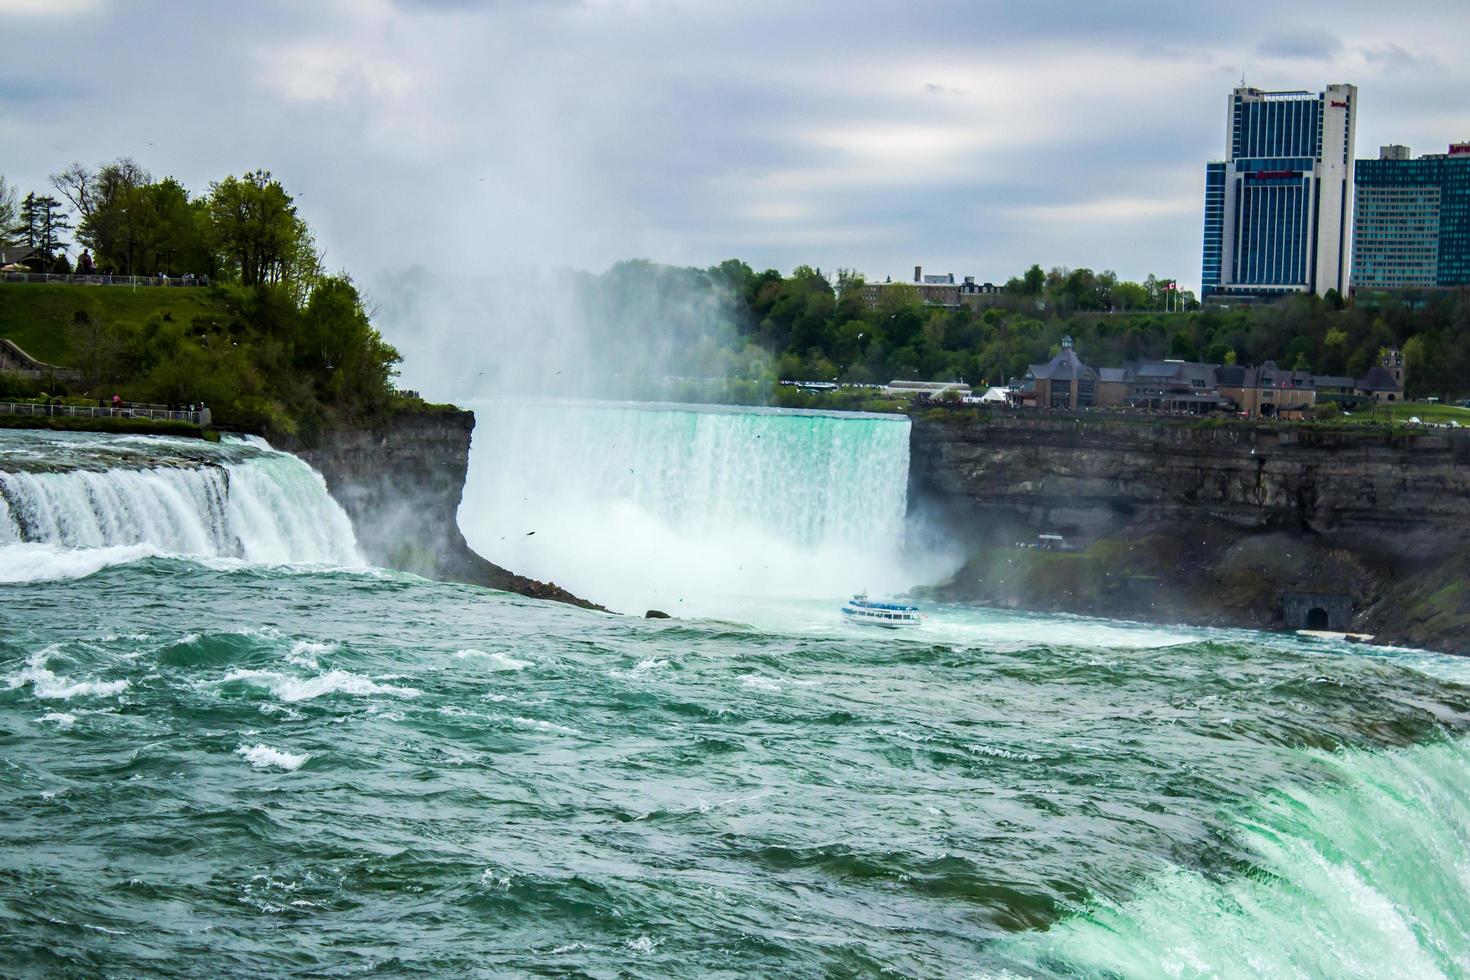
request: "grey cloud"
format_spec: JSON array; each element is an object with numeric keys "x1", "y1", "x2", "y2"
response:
[
  {"x1": 1256, "y1": 29, "x2": 1342, "y2": 60},
  {"x1": 1361, "y1": 42, "x2": 1441, "y2": 73}
]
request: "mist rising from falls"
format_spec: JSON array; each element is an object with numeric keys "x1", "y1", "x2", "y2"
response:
[
  {"x1": 0, "y1": 433, "x2": 360, "y2": 579},
  {"x1": 461, "y1": 400, "x2": 943, "y2": 616}
]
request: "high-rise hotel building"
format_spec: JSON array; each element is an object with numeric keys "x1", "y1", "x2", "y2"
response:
[
  {"x1": 1351, "y1": 142, "x2": 1470, "y2": 293},
  {"x1": 1201, "y1": 84, "x2": 1357, "y2": 299}
]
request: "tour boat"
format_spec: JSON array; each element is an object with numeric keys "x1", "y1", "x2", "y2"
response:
[{"x1": 841, "y1": 592, "x2": 922, "y2": 628}]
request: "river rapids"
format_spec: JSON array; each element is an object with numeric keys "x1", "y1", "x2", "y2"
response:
[{"x1": 2, "y1": 419, "x2": 1468, "y2": 977}]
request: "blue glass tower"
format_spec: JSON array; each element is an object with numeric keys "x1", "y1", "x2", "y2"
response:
[
  {"x1": 1201, "y1": 162, "x2": 1225, "y2": 295},
  {"x1": 1201, "y1": 84, "x2": 1356, "y2": 300}
]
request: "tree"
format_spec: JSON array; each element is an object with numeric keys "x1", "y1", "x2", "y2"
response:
[
  {"x1": 68, "y1": 310, "x2": 129, "y2": 388},
  {"x1": 11, "y1": 193, "x2": 70, "y2": 262},
  {"x1": 0, "y1": 175, "x2": 17, "y2": 247},
  {"x1": 57, "y1": 158, "x2": 153, "y2": 272},
  {"x1": 50, "y1": 162, "x2": 96, "y2": 220},
  {"x1": 1110, "y1": 280, "x2": 1149, "y2": 312},
  {"x1": 1023, "y1": 263, "x2": 1046, "y2": 295},
  {"x1": 1167, "y1": 332, "x2": 1196, "y2": 361},
  {"x1": 207, "y1": 169, "x2": 318, "y2": 292},
  {"x1": 38, "y1": 195, "x2": 71, "y2": 260},
  {"x1": 298, "y1": 276, "x2": 401, "y2": 410}
]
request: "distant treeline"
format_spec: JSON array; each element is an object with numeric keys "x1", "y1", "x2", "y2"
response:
[{"x1": 588, "y1": 259, "x2": 1470, "y2": 401}]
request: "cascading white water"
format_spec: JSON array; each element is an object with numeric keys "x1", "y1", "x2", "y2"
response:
[
  {"x1": 461, "y1": 399, "x2": 933, "y2": 616},
  {"x1": 0, "y1": 433, "x2": 360, "y2": 579}
]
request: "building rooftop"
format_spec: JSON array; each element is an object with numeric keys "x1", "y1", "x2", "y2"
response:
[
  {"x1": 1027, "y1": 337, "x2": 1098, "y2": 383},
  {"x1": 1356, "y1": 365, "x2": 1403, "y2": 393}
]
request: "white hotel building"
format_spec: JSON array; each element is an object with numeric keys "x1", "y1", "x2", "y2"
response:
[{"x1": 1201, "y1": 83, "x2": 1357, "y2": 300}]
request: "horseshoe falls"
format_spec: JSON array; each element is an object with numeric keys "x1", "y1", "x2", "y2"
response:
[
  {"x1": 5, "y1": 422, "x2": 1470, "y2": 978},
  {"x1": 460, "y1": 400, "x2": 934, "y2": 617}
]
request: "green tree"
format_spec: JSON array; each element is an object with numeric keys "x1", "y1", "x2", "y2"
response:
[
  {"x1": 58, "y1": 157, "x2": 151, "y2": 273},
  {"x1": 67, "y1": 311, "x2": 129, "y2": 388},
  {"x1": 1023, "y1": 263, "x2": 1045, "y2": 295},
  {"x1": 1167, "y1": 332, "x2": 1196, "y2": 361},
  {"x1": 10, "y1": 193, "x2": 70, "y2": 263},
  {"x1": 0, "y1": 175, "x2": 17, "y2": 248},
  {"x1": 298, "y1": 276, "x2": 401, "y2": 411},
  {"x1": 1110, "y1": 280, "x2": 1149, "y2": 311},
  {"x1": 207, "y1": 169, "x2": 318, "y2": 293}
]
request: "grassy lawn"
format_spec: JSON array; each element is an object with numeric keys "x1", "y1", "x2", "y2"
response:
[
  {"x1": 0, "y1": 282, "x2": 228, "y2": 367},
  {"x1": 1339, "y1": 401, "x2": 1470, "y2": 427}
]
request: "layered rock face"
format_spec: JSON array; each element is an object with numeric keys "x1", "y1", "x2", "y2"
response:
[
  {"x1": 295, "y1": 407, "x2": 597, "y2": 609},
  {"x1": 911, "y1": 414, "x2": 1470, "y2": 555},
  {"x1": 909, "y1": 413, "x2": 1470, "y2": 653}
]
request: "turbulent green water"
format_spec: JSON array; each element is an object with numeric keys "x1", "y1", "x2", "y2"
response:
[{"x1": 4, "y1": 427, "x2": 1470, "y2": 977}]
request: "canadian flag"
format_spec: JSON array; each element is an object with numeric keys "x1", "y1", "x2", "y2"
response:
[{"x1": 1164, "y1": 282, "x2": 1177, "y2": 290}]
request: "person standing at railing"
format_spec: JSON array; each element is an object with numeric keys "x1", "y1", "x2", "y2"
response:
[{"x1": 111, "y1": 393, "x2": 121, "y2": 413}]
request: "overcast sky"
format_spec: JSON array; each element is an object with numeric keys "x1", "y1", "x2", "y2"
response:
[{"x1": 2, "y1": 0, "x2": 1466, "y2": 296}]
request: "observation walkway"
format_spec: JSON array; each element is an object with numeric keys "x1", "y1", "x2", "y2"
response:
[
  {"x1": 1, "y1": 272, "x2": 210, "y2": 288},
  {"x1": 0, "y1": 400, "x2": 212, "y2": 427}
]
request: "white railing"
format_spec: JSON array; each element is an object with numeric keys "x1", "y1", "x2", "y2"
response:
[
  {"x1": 0, "y1": 401, "x2": 211, "y2": 427},
  {"x1": 1, "y1": 272, "x2": 210, "y2": 287}
]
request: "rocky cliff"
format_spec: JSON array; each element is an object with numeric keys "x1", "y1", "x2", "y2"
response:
[
  {"x1": 292, "y1": 407, "x2": 598, "y2": 610},
  {"x1": 909, "y1": 412, "x2": 1470, "y2": 653}
]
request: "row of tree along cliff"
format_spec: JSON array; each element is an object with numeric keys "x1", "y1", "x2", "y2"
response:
[{"x1": 908, "y1": 412, "x2": 1470, "y2": 655}]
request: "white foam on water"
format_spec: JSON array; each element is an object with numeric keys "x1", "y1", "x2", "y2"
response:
[
  {"x1": 219, "y1": 668, "x2": 420, "y2": 702},
  {"x1": 1001, "y1": 735, "x2": 1470, "y2": 978},
  {"x1": 6, "y1": 650, "x2": 130, "y2": 700},
  {"x1": 967, "y1": 743, "x2": 1040, "y2": 763},
  {"x1": 235, "y1": 744, "x2": 310, "y2": 771},
  {"x1": 0, "y1": 542, "x2": 162, "y2": 583},
  {"x1": 509, "y1": 716, "x2": 581, "y2": 737},
  {"x1": 287, "y1": 640, "x2": 335, "y2": 668},
  {"x1": 455, "y1": 649, "x2": 531, "y2": 670},
  {"x1": 37, "y1": 711, "x2": 77, "y2": 728}
]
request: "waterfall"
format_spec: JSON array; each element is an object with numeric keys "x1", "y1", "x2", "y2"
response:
[
  {"x1": 461, "y1": 399, "x2": 922, "y2": 615},
  {"x1": 0, "y1": 433, "x2": 360, "y2": 578}
]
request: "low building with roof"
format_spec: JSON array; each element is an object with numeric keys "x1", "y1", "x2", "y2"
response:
[
  {"x1": 1001, "y1": 338, "x2": 1408, "y2": 417},
  {"x1": 1095, "y1": 367, "x2": 1132, "y2": 407},
  {"x1": 1355, "y1": 348, "x2": 1405, "y2": 402},
  {"x1": 1021, "y1": 336, "x2": 1099, "y2": 409},
  {"x1": 1125, "y1": 360, "x2": 1230, "y2": 414},
  {"x1": 861, "y1": 266, "x2": 1002, "y2": 311},
  {"x1": 0, "y1": 245, "x2": 37, "y2": 271},
  {"x1": 1212, "y1": 362, "x2": 1316, "y2": 416}
]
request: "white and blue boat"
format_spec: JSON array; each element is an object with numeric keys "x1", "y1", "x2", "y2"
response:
[{"x1": 841, "y1": 592, "x2": 922, "y2": 628}]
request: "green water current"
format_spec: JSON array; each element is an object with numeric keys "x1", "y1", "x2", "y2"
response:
[
  {"x1": 4, "y1": 558, "x2": 1470, "y2": 977},
  {"x1": 3, "y1": 424, "x2": 1470, "y2": 977}
]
